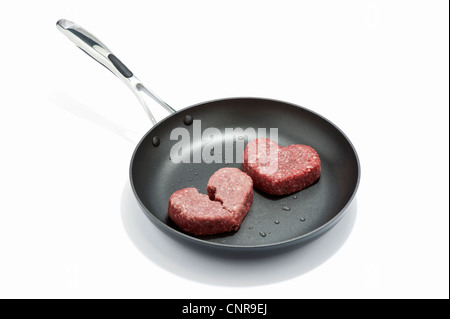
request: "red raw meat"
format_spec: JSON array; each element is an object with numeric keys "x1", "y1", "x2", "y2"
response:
[
  {"x1": 168, "y1": 168, "x2": 253, "y2": 236},
  {"x1": 207, "y1": 167, "x2": 253, "y2": 228},
  {"x1": 242, "y1": 138, "x2": 321, "y2": 195}
]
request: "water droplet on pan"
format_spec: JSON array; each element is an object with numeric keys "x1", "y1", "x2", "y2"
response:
[
  {"x1": 274, "y1": 220, "x2": 280, "y2": 224},
  {"x1": 293, "y1": 195, "x2": 298, "y2": 199},
  {"x1": 282, "y1": 206, "x2": 291, "y2": 211},
  {"x1": 248, "y1": 226, "x2": 253, "y2": 230},
  {"x1": 300, "y1": 218, "x2": 306, "y2": 222},
  {"x1": 259, "y1": 231, "x2": 267, "y2": 237},
  {"x1": 195, "y1": 172, "x2": 199, "y2": 176}
]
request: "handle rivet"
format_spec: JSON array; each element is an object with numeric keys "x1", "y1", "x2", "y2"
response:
[
  {"x1": 183, "y1": 115, "x2": 193, "y2": 126},
  {"x1": 152, "y1": 136, "x2": 160, "y2": 147}
]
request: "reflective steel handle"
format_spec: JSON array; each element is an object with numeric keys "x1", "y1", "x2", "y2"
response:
[{"x1": 56, "y1": 19, "x2": 175, "y2": 126}]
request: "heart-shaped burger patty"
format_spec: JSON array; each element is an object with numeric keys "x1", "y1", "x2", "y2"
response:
[
  {"x1": 242, "y1": 138, "x2": 321, "y2": 195},
  {"x1": 207, "y1": 167, "x2": 253, "y2": 228},
  {"x1": 168, "y1": 168, "x2": 253, "y2": 236}
]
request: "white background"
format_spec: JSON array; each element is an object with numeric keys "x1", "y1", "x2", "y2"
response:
[{"x1": 0, "y1": 1, "x2": 448, "y2": 299}]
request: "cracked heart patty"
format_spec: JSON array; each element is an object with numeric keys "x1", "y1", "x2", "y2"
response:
[{"x1": 168, "y1": 168, "x2": 253, "y2": 236}]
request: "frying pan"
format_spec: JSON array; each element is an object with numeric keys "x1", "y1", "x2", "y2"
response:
[{"x1": 57, "y1": 19, "x2": 360, "y2": 251}]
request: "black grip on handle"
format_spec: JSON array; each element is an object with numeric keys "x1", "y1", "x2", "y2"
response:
[{"x1": 108, "y1": 54, "x2": 133, "y2": 78}]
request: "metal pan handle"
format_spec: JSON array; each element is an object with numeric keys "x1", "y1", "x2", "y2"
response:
[{"x1": 56, "y1": 19, "x2": 175, "y2": 126}]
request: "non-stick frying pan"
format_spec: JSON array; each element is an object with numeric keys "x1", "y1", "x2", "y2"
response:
[{"x1": 57, "y1": 20, "x2": 360, "y2": 251}]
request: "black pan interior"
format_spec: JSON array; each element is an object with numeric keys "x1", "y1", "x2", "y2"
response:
[{"x1": 130, "y1": 98, "x2": 359, "y2": 250}]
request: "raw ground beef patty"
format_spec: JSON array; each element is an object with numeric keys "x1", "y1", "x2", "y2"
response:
[
  {"x1": 242, "y1": 138, "x2": 321, "y2": 195},
  {"x1": 168, "y1": 168, "x2": 253, "y2": 236},
  {"x1": 207, "y1": 167, "x2": 253, "y2": 227}
]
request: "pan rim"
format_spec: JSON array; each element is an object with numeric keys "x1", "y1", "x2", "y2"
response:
[{"x1": 129, "y1": 96, "x2": 361, "y2": 250}]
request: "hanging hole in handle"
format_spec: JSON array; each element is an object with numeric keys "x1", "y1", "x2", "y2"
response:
[{"x1": 57, "y1": 19, "x2": 80, "y2": 30}]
